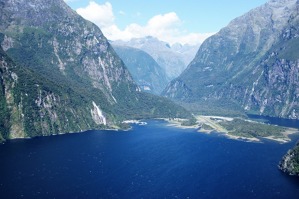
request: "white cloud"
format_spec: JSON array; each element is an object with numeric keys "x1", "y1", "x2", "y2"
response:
[
  {"x1": 76, "y1": 2, "x2": 214, "y2": 45},
  {"x1": 77, "y1": 1, "x2": 114, "y2": 28}
]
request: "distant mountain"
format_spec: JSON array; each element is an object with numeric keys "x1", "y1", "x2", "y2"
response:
[
  {"x1": 171, "y1": 43, "x2": 201, "y2": 66},
  {"x1": 112, "y1": 37, "x2": 200, "y2": 80},
  {"x1": 112, "y1": 45, "x2": 168, "y2": 94},
  {"x1": 0, "y1": 0, "x2": 191, "y2": 141},
  {"x1": 163, "y1": 0, "x2": 299, "y2": 119}
]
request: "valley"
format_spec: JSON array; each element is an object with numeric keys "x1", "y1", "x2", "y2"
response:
[{"x1": 1, "y1": 1, "x2": 299, "y2": 197}]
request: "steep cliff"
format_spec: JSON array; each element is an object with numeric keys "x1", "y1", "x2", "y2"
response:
[
  {"x1": 0, "y1": 35, "x2": 103, "y2": 140},
  {"x1": 0, "y1": 0, "x2": 191, "y2": 141},
  {"x1": 0, "y1": 0, "x2": 135, "y2": 104},
  {"x1": 163, "y1": 0, "x2": 299, "y2": 119}
]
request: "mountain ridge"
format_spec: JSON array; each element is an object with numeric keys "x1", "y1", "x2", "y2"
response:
[
  {"x1": 112, "y1": 36, "x2": 200, "y2": 80},
  {"x1": 112, "y1": 44, "x2": 168, "y2": 94},
  {"x1": 163, "y1": 0, "x2": 299, "y2": 119}
]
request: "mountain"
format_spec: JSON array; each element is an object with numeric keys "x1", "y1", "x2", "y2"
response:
[
  {"x1": 171, "y1": 42, "x2": 201, "y2": 66},
  {"x1": 163, "y1": 0, "x2": 299, "y2": 119},
  {"x1": 112, "y1": 37, "x2": 200, "y2": 80},
  {"x1": 0, "y1": 0, "x2": 191, "y2": 141},
  {"x1": 0, "y1": 34, "x2": 103, "y2": 141},
  {"x1": 112, "y1": 45, "x2": 168, "y2": 94}
]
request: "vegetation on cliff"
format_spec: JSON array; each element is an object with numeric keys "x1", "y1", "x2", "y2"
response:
[
  {"x1": 0, "y1": 0, "x2": 192, "y2": 141},
  {"x1": 279, "y1": 142, "x2": 299, "y2": 176}
]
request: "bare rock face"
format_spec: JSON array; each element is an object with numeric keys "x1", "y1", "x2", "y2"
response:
[{"x1": 163, "y1": 0, "x2": 299, "y2": 119}]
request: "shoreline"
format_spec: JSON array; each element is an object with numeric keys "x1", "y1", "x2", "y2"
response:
[
  {"x1": 2, "y1": 117, "x2": 298, "y2": 144},
  {"x1": 162, "y1": 118, "x2": 200, "y2": 129},
  {"x1": 163, "y1": 116, "x2": 299, "y2": 143},
  {"x1": 263, "y1": 128, "x2": 299, "y2": 143},
  {"x1": 122, "y1": 120, "x2": 147, "y2": 125}
]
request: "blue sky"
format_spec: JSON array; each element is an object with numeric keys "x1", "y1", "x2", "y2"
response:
[{"x1": 64, "y1": 0, "x2": 268, "y2": 44}]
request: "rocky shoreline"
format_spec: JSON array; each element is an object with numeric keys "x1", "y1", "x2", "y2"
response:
[{"x1": 279, "y1": 142, "x2": 299, "y2": 176}]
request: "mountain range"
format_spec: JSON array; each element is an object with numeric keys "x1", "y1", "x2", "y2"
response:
[
  {"x1": 0, "y1": 0, "x2": 191, "y2": 141},
  {"x1": 1, "y1": 0, "x2": 298, "y2": 177},
  {"x1": 112, "y1": 37, "x2": 200, "y2": 80}
]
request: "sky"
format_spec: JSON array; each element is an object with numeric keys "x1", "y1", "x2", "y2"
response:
[{"x1": 64, "y1": 0, "x2": 268, "y2": 45}]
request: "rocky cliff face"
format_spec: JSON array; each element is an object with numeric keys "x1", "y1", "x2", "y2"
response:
[
  {"x1": 0, "y1": 0, "x2": 191, "y2": 141},
  {"x1": 163, "y1": 0, "x2": 299, "y2": 119},
  {"x1": 0, "y1": 37, "x2": 102, "y2": 141},
  {"x1": 112, "y1": 45, "x2": 168, "y2": 95},
  {"x1": 0, "y1": 0, "x2": 135, "y2": 104},
  {"x1": 279, "y1": 142, "x2": 299, "y2": 176}
]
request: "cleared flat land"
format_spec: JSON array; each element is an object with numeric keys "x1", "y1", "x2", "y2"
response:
[{"x1": 166, "y1": 116, "x2": 298, "y2": 143}]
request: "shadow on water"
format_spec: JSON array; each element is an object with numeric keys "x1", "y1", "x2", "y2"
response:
[
  {"x1": 248, "y1": 114, "x2": 299, "y2": 192},
  {"x1": 248, "y1": 114, "x2": 299, "y2": 129},
  {"x1": 280, "y1": 171, "x2": 299, "y2": 187}
]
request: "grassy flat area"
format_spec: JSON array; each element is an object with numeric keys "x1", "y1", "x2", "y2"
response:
[
  {"x1": 196, "y1": 115, "x2": 297, "y2": 143},
  {"x1": 196, "y1": 116, "x2": 229, "y2": 133}
]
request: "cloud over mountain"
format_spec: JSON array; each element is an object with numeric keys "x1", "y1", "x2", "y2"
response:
[{"x1": 76, "y1": 1, "x2": 213, "y2": 44}]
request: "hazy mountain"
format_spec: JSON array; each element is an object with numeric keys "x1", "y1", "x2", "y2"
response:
[
  {"x1": 163, "y1": 0, "x2": 299, "y2": 119},
  {"x1": 112, "y1": 37, "x2": 200, "y2": 80},
  {"x1": 112, "y1": 45, "x2": 168, "y2": 95},
  {"x1": 0, "y1": 0, "x2": 191, "y2": 141},
  {"x1": 171, "y1": 42, "x2": 201, "y2": 66}
]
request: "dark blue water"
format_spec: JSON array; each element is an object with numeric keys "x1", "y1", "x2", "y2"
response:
[
  {"x1": 1, "y1": 120, "x2": 299, "y2": 199},
  {"x1": 248, "y1": 114, "x2": 299, "y2": 129}
]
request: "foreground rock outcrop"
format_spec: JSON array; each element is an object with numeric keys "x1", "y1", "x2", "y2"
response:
[{"x1": 279, "y1": 142, "x2": 299, "y2": 176}]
